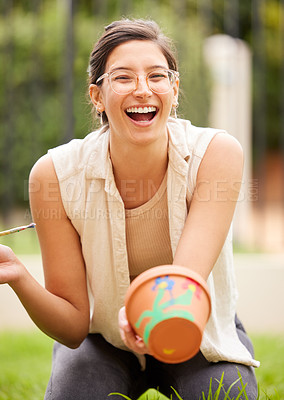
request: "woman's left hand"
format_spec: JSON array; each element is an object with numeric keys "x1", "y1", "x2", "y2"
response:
[
  {"x1": 0, "y1": 244, "x2": 24, "y2": 285},
  {"x1": 118, "y1": 306, "x2": 150, "y2": 355}
]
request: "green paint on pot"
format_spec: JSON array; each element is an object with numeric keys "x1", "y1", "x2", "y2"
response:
[{"x1": 135, "y1": 277, "x2": 195, "y2": 345}]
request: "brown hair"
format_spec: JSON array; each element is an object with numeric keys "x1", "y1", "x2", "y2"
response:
[{"x1": 88, "y1": 18, "x2": 178, "y2": 125}]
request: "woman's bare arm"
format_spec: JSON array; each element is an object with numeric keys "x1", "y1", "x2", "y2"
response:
[
  {"x1": 0, "y1": 155, "x2": 90, "y2": 348},
  {"x1": 173, "y1": 132, "x2": 244, "y2": 280}
]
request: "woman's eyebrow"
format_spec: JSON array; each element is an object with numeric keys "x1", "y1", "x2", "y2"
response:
[
  {"x1": 109, "y1": 65, "x2": 169, "y2": 73},
  {"x1": 149, "y1": 64, "x2": 169, "y2": 70}
]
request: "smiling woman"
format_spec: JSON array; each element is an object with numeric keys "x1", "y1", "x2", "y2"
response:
[
  {"x1": 89, "y1": 39, "x2": 179, "y2": 151},
  {"x1": 0, "y1": 18, "x2": 259, "y2": 400}
]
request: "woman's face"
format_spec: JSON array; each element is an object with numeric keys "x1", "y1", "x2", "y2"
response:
[{"x1": 90, "y1": 40, "x2": 179, "y2": 147}]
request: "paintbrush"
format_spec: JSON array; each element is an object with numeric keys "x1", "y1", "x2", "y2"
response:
[{"x1": 0, "y1": 223, "x2": 36, "y2": 237}]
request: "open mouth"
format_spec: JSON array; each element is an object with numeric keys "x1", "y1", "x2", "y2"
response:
[{"x1": 125, "y1": 106, "x2": 157, "y2": 122}]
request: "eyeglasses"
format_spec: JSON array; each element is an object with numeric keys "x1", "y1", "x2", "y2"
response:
[{"x1": 96, "y1": 68, "x2": 179, "y2": 95}]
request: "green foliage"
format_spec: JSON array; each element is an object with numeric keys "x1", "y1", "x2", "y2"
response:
[
  {"x1": 109, "y1": 393, "x2": 133, "y2": 400},
  {"x1": 108, "y1": 389, "x2": 172, "y2": 399}
]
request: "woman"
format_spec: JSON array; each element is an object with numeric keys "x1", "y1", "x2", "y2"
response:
[{"x1": 0, "y1": 19, "x2": 259, "y2": 399}]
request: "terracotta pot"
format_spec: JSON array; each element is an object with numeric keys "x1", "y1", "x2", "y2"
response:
[{"x1": 125, "y1": 265, "x2": 211, "y2": 364}]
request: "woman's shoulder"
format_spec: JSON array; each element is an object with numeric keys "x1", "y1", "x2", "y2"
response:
[
  {"x1": 168, "y1": 117, "x2": 242, "y2": 159},
  {"x1": 47, "y1": 128, "x2": 107, "y2": 181},
  {"x1": 28, "y1": 154, "x2": 60, "y2": 205},
  {"x1": 168, "y1": 117, "x2": 223, "y2": 147},
  {"x1": 29, "y1": 153, "x2": 56, "y2": 183},
  {"x1": 206, "y1": 131, "x2": 243, "y2": 157},
  {"x1": 197, "y1": 132, "x2": 243, "y2": 183}
]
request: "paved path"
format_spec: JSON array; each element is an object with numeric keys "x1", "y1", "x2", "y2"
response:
[
  {"x1": 0, "y1": 253, "x2": 283, "y2": 333},
  {"x1": 234, "y1": 252, "x2": 284, "y2": 333},
  {"x1": 0, "y1": 255, "x2": 44, "y2": 331}
]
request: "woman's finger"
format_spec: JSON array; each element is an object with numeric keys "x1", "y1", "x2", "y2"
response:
[{"x1": 118, "y1": 306, "x2": 149, "y2": 354}]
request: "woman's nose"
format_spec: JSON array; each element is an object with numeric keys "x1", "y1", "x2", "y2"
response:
[{"x1": 132, "y1": 76, "x2": 152, "y2": 97}]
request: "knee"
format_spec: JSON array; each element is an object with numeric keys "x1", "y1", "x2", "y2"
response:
[{"x1": 209, "y1": 366, "x2": 258, "y2": 400}]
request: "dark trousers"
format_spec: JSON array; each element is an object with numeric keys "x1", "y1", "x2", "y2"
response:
[{"x1": 44, "y1": 317, "x2": 258, "y2": 400}]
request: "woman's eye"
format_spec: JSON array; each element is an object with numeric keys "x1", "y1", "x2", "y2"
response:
[
  {"x1": 149, "y1": 73, "x2": 167, "y2": 80},
  {"x1": 114, "y1": 75, "x2": 132, "y2": 82}
]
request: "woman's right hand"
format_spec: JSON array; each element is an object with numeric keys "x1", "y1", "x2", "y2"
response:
[{"x1": 0, "y1": 244, "x2": 24, "y2": 285}]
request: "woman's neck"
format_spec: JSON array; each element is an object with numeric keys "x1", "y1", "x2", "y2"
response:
[{"x1": 110, "y1": 136, "x2": 168, "y2": 208}]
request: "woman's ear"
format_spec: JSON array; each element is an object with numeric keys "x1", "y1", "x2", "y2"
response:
[
  {"x1": 172, "y1": 97, "x2": 179, "y2": 108},
  {"x1": 89, "y1": 84, "x2": 105, "y2": 113},
  {"x1": 172, "y1": 78, "x2": 179, "y2": 106}
]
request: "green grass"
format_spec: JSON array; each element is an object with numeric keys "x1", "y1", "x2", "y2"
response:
[
  {"x1": 252, "y1": 334, "x2": 284, "y2": 399},
  {"x1": 0, "y1": 332, "x2": 283, "y2": 399},
  {"x1": 0, "y1": 331, "x2": 53, "y2": 400},
  {"x1": 110, "y1": 372, "x2": 255, "y2": 399}
]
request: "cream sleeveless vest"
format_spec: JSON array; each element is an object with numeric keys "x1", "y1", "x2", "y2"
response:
[{"x1": 48, "y1": 118, "x2": 259, "y2": 368}]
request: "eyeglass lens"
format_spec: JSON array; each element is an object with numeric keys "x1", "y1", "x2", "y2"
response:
[{"x1": 109, "y1": 70, "x2": 175, "y2": 94}]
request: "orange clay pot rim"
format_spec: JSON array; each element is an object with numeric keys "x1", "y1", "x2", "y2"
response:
[{"x1": 125, "y1": 264, "x2": 211, "y2": 313}]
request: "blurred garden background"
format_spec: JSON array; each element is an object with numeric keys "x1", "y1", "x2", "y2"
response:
[
  {"x1": 0, "y1": 0, "x2": 284, "y2": 251},
  {"x1": 0, "y1": 0, "x2": 284, "y2": 399}
]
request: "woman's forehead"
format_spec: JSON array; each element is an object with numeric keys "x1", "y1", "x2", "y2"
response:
[{"x1": 105, "y1": 40, "x2": 169, "y2": 72}]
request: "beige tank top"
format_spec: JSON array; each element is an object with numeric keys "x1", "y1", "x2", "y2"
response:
[{"x1": 125, "y1": 173, "x2": 173, "y2": 280}]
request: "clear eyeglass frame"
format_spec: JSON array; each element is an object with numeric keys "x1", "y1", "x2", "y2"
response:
[{"x1": 95, "y1": 68, "x2": 179, "y2": 95}]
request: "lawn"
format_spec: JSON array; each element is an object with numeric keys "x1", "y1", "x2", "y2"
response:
[
  {"x1": 0, "y1": 331, "x2": 283, "y2": 400},
  {"x1": 0, "y1": 331, "x2": 53, "y2": 400},
  {"x1": 252, "y1": 334, "x2": 284, "y2": 399}
]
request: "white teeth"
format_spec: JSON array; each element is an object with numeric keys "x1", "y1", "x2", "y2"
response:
[{"x1": 126, "y1": 106, "x2": 157, "y2": 113}]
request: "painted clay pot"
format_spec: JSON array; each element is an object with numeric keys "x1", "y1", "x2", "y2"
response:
[{"x1": 125, "y1": 265, "x2": 211, "y2": 364}]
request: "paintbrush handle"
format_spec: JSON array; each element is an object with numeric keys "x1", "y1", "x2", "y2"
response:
[{"x1": 0, "y1": 223, "x2": 36, "y2": 237}]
